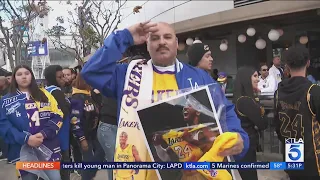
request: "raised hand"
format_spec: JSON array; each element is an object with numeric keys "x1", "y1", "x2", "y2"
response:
[{"x1": 127, "y1": 21, "x2": 158, "y2": 45}]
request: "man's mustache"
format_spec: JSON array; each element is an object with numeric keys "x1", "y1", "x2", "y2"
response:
[{"x1": 156, "y1": 45, "x2": 169, "y2": 52}]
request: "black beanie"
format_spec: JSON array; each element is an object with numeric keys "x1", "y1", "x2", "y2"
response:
[{"x1": 187, "y1": 43, "x2": 210, "y2": 67}]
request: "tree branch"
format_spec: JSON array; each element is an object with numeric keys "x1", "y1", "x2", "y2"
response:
[
  {"x1": 105, "y1": 0, "x2": 126, "y2": 38},
  {"x1": 0, "y1": 17, "x2": 10, "y2": 47},
  {"x1": 0, "y1": 37, "x2": 5, "y2": 45},
  {"x1": 0, "y1": 0, "x2": 50, "y2": 69},
  {"x1": 47, "y1": 35, "x2": 80, "y2": 61},
  {"x1": 47, "y1": 0, "x2": 127, "y2": 61},
  {"x1": 6, "y1": 0, "x2": 21, "y2": 20}
]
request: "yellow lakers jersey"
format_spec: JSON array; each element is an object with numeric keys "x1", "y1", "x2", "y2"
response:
[
  {"x1": 152, "y1": 66, "x2": 178, "y2": 103},
  {"x1": 162, "y1": 129, "x2": 203, "y2": 162},
  {"x1": 115, "y1": 144, "x2": 135, "y2": 178}
]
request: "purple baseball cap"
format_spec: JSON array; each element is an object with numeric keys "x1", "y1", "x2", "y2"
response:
[{"x1": 217, "y1": 72, "x2": 227, "y2": 82}]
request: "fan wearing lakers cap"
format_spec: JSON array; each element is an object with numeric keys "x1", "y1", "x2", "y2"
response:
[
  {"x1": 187, "y1": 43, "x2": 213, "y2": 74},
  {"x1": 114, "y1": 131, "x2": 142, "y2": 180},
  {"x1": 152, "y1": 95, "x2": 219, "y2": 180}
]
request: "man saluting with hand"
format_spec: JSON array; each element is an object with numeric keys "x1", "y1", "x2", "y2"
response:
[{"x1": 81, "y1": 21, "x2": 249, "y2": 179}]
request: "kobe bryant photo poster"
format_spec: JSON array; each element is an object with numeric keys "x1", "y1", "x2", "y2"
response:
[{"x1": 136, "y1": 86, "x2": 237, "y2": 180}]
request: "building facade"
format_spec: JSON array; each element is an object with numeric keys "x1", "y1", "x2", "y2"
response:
[
  {"x1": 2, "y1": 1, "x2": 320, "y2": 80},
  {"x1": 119, "y1": 1, "x2": 320, "y2": 80}
]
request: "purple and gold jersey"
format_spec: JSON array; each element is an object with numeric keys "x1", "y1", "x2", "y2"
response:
[
  {"x1": 1, "y1": 89, "x2": 65, "y2": 177},
  {"x1": 24, "y1": 98, "x2": 62, "y2": 162},
  {"x1": 25, "y1": 99, "x2": 39, "y2": 134},
  {"x1": 1, "y1": 88, "x2": 63, "y2": 163}
]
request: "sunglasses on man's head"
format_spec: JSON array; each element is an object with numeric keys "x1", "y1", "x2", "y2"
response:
[{"x1": 262, "y1": 69, "x2": 269, "y2": 72}]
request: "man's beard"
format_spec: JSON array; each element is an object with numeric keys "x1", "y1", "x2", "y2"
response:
[{"x1": 65, "y1": 80, "x2": 72, "y2": 86}]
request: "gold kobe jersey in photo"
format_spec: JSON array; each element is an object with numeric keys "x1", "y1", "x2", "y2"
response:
[
  {"x1": 115, "y1": 144, "x2": 135, "y2": 178},
  {"x1": 162, "y1": 127, "x2": 204, "y2": 162}
]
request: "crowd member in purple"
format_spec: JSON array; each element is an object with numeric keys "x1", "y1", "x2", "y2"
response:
[
  {"x1": 0, "y1": 65, "x2": 63, "y2": 180},
  {"x1": 70, "y1": 74, "x2": 104, "y2": 180}
]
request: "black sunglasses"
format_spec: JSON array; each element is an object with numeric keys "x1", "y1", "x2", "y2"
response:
[{"x1": 262, "y1": 69, "x2": 269, "y2": 72}]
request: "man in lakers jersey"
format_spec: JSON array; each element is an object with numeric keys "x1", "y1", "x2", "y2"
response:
[
  {"x1": 114, "y1": 131, "x2": 142, "y2": 180},
  {"x1": 152, "y1": 96, "x2": 219, "y2": 179},
  {"x1": 275, "y1": 47, "x2": 320, "y2": 179}
]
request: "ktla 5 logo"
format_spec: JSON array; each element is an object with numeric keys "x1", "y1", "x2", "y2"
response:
[{"x1": 285, "y1": 138, "x2": 304, "y2": 162}]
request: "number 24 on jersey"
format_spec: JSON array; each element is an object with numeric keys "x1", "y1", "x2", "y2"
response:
[{"x1": 28, "y1": 111, "x2": 41, "y2": 127}]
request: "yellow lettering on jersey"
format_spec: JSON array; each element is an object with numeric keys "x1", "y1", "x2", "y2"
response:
[
  {"x1": 162, "y1": 130, "x2": 203, "y2": 162},
  {"x1": 152, "y1": 71, "x2": 178, "y2": 103},
  {"x1": 25, "y1": 103, "x2": 36, "y2": 109},
  {"x1": 167, "y1": 137, "x2": 183, "y2": 146}
]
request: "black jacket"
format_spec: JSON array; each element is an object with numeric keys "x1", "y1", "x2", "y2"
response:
[
  {"x1": 235, "y1": 96, "x2": 268, "y2": 146},
  {"x1": 275, "y1": 77, "x2": 320, "y2": 177},
  {"x1": 44, "y1": 65, "x2": 70, "y2": 117},
  {"x1": 62, "y1": 85, "x2": 73, "y2": 99},
  {"x1": 99, "y1": 96, "x2": 118, "y2": 125}
]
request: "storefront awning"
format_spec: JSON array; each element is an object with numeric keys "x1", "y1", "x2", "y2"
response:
[{"x1": 173, "y1": 1, "x2": 320, "y2": 34}]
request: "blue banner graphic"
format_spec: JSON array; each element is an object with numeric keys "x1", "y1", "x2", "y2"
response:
[
  {"x1": 270, "y1": 162, "x2": 286, "y2": 170},
  {"x1": 212, "y1": 162, "x2": 270, "y2": 169},
  {"x1": 27, "y1": 41, "x2": 48, "y2": 56},
  {"x1": 60, "y1": 162, "x2": 304, "y2": 170},
  {"x1": 286, "y1": 162, "x2": 304, "y2": 170},
  {"x1": 184, "y1": 162, "x2": 210, "y2": 170},
  {"x1": 61, "y1": 162, "x2": 184, "y2": 170}
]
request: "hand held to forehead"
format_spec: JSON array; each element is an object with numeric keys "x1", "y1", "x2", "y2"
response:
[{"x1": 128, "y1": 21, "x2": 158, "y2": 45}]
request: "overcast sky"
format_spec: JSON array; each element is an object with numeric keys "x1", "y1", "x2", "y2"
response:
[{"x1": 47, "y1": 1, "x2": 146, "y2": 31}]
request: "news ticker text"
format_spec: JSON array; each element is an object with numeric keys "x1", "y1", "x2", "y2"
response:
[{"x1": 16, "y1": 162, "x2": 304, "y2": 170}]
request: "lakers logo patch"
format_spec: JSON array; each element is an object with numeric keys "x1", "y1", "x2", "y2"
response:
[
  {"x1": 202, "y1": 169, "x2": 218, "y2": 177},
  {"x1": 209, "y1": 169, "x2": 218, "y2": 177},
  {"x1": 57, "y1": 121, "x2": 63, "y2": 128}
]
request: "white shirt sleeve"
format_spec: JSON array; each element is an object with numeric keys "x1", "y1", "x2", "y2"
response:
[
  {"x1": 269, "y1": 66, "x2": 276, "y2": 78},
  {"x1": 258, "y1": 79, "x2": 264, "y2": 90},
  {"x1": 261, "y1": 75, "x2": 277, "y2": 93},
  {"x1": 269, "y1": 66, "x2": 282, "y2": 84}
]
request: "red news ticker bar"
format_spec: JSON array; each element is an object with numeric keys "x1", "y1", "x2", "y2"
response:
[{"x1": 16, "y1": 162, "x2": 60, "y2": 170}]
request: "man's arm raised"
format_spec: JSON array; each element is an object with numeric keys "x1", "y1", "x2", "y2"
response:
[
  {"x1": 81, "y1": 21, "x2": 158, "y2": 98},
  {"x1": 81, "y1": 29, "x2": 133, "y2": 98}
]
